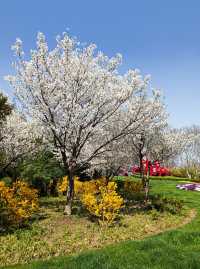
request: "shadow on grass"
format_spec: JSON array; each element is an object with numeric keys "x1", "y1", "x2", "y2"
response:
[{"x1": 0, "y1": 211, "x2": 48, "y2": 236}]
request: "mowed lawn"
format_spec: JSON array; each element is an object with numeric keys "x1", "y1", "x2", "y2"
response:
[{"x1": 2, "y1": 179, "x2": 200, "y2": 269}]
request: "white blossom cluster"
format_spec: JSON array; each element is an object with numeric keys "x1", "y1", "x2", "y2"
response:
[
  {"x1": 5, "y1": 32, "x2": 167, "y2": 170},
  {"x1": 0, "y1": 111, "x2": 42, "y2": 170}
]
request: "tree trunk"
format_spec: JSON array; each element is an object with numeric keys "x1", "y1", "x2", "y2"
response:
[
  {"x1": 144, "y1": 160, "x2": 151, "y2": 204},
  {"x1": 63, "y1": 157, "x2": 77, "y2": 216},
  {"x1": 105, "y1": 176, "x2": 109, "y2": 185},
  {"x1": 64, "y1": 169, "x2": 74, "y2": 215},
  {"x1": 139, "y1": 150, "x2": 145, "y2": 186},
  {"x1": 50, "y1": 178, "x2": 58, "y2": 196}
]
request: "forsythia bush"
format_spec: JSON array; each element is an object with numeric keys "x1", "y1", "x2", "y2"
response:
[
  {"x1": 0, "y1": 180, "x2": 38, "y2": 227},
  {"x1": 57, "y1": 176, "x2": 85, "y2": 195},
  {"x1": 81, "y1": 182, "x2": 124, "y2": 226},
  {"x1": 57, "y1": 176, "x2": 107, "y2": 196},
  {"x1": 57, "y1": 176, "x2": 69, "y2": 194},
  {"x1": 57, "y1": 176, "x2": 123, "y2": 225},
  {"x1": 124, "y1": 180, "x2": 143, "y2": 193}
]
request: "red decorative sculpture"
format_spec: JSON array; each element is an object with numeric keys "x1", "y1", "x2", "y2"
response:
[{"x1": 119, "y1": 159, "x2": 170, "y2": 176}]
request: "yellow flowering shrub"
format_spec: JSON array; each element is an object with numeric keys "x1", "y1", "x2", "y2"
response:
[
  {"x1": 57, "y1": 177, "x2": 123, "y2": 225},
  {"x1": 81, "y1": 181, "x2": 124, "y2": 226},
  {"x1": 74, "y1": 179, "x2": 85, "y2": 195},
  {"x1": 0, "y1": 180, "x2": 38, "y2": 227},
  {"x1": 57, "y1": 176, "x2": 107, "y2": 196},
  {"x1": 57, "y1": 176, "x2": 69, "y2": 194},
  {"x1": 81, "y1": 178, "x2": 107, "y2": 195},
  {"x1": 57, "y1": 176, "x2": 82, "y2": 195},
  {"x1": 80, "y1": 180, "x2": 97, "y2": 194},
  {"x1": 124, "y1": 180, "x2": 143, "y2": 193}
]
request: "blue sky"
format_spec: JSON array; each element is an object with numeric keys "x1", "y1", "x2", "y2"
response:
[{"x1": 0, "y1": 0, "x2": 200, "y2": 127}]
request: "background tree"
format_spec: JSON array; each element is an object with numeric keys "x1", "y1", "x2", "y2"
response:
[
  {"x1": 176, "y1": 125, "x2": 200, "y2": 179},
  {"x1": 0, "y1": 92, "x2": 12, "y2": 127},
  {"x1": 0, "y1": 92, "x2": 13, "y2": 172},
  {"x1": 152, "y1": 128, "x2": 191, "y2": 166},
  {"x1": 123, "y1": 96, "x2": 167, "y2": 202},
  {"x1": 0, "y1": 111, "x2": 42, "y2": 178}
]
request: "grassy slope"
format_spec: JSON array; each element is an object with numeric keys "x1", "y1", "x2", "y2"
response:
[{"x1": 3, "y1": 179, "x2": 200, "y2": 269}]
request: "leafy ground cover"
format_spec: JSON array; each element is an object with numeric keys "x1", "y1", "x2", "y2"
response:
[
  {"x1": 1, "y1": 178, "x2": 200, "y2": 269},
  {"x1": 0, "y1": 192, "x2": 188, "y2": 267}
]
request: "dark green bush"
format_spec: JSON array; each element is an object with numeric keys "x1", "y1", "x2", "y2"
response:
[
  {"x1": 150, "y1": 195, "x2": 183, "y2": 214},
  {"x1": 18, "y1": 151, "x2": 65, "y2": 196},
  {"x1": 0, "y1": 176, "x2": 12, "y2": 186}
]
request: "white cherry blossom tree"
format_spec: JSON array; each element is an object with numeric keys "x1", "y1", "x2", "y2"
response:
[
  {"x1": 0, "y1": 111, "x2": 42, "y2": 175},
  {"x1": 177, "y1": 126, "x2": 200, "y2": 178},
  {"x1": 6, "y1": 32, "x2": 165, "y2": 214}
]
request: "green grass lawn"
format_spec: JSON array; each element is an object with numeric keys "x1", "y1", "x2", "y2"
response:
[
  {"x1": 115, "y1": 174, "x2": 196, "y2": 182},
  {"x1": 2, "y1": 179, "x2": 200, "y2": 269}
]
